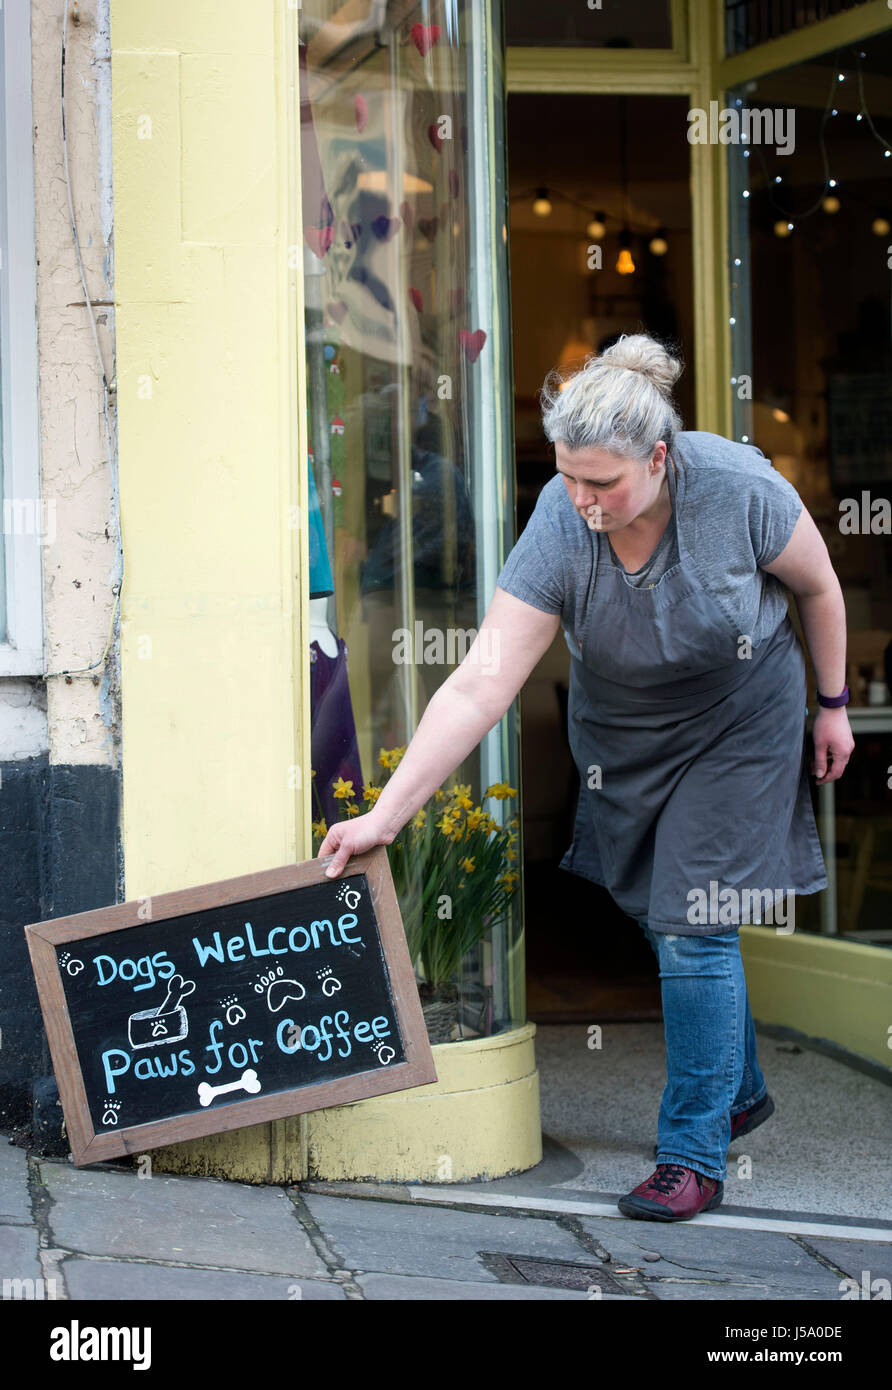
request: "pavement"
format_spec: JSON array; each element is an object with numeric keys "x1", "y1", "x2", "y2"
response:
[{"x1": 1, "y1": 1022, "x2": 890, "y2": 1306}]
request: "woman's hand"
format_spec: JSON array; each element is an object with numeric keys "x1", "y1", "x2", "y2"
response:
[
  {"x1": 811, "y1": 707, "x2": 854, "y2": 784},
  {"x1": 317, "y1": 810, "x2": 395, "y2": 878}
]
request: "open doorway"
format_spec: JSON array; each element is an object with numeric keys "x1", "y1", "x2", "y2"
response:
[{"x1": 507, "y1": 91, "x2": 695, "y2": 1022}]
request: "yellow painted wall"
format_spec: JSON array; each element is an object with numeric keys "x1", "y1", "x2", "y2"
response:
[
  {"x1": 742, "y1": 928, "x2": 892, "y2": 1071},
  {"x1": 110, "y1": 1, "x2": 311, "y2": 898}
]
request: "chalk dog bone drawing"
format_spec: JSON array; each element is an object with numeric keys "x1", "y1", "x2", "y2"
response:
[
  {"x1": 197, "y1": 1068, "x2": 262, "y2": 1107},
  {"x1": 127, "y1": 973, "x2": 196, "y2": 1050}
]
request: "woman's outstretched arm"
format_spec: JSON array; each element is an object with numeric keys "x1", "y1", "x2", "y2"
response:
[{"x1": 317, "y1": 589, "x2": 561, "y2": 875}]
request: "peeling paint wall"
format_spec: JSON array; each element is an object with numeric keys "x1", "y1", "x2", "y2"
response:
[
  {"x1": 0, "y1": 1, "x2": 122, "y2": 1125},
  {"x1": 27, "y1": 0, "x2": 120, "y2": 767}
]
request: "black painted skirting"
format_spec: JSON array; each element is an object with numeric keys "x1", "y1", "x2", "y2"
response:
[{"x1": 0, "y1": 757, "x2": 121, "y2": 1127}]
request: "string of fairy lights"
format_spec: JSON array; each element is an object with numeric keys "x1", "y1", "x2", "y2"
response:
[
  {"x1": 515, "y1": 46, "x2": 891, "y2": 273},
  {"x1": 743, "y1": 45, "x2": 892, "y2": 238}
]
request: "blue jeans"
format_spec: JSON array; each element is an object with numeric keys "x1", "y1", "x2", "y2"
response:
[{"x1": 637, "y1": 919, "x2": 768, "y2": 1183}]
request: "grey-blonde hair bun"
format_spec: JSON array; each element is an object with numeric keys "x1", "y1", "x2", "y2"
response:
[{"x1": 539, "y1": 331, "x2": 684, "y2": 460}]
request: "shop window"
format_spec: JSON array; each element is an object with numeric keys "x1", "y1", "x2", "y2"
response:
[
  {"x1": 726, "y1": 1, "x2": 875, "y2": 57},
  {"x1": 506, "y1": 0, "x2": 673, "y2": 48},
  {"x1": 298, "y1": 4, "x2": 525, "y2": 1036},
  {"x1": 728, "y1": 33, "x2": 892, "y2": 941},
  {"x1": 0, "y1": 3, "x2": 42, "y2": 673}
]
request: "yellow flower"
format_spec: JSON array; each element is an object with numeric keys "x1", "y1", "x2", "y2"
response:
[
  {"x1": 411, "y1": 809, "x2": 427, "y2": 829},
  {"x1": 498, "y1": 870, "x2": 520, "y2": 891},
  {"x1": 506, "y1": 847, "x2": 516, "y2": 863},
  {"x1": 312, "y1": 818, "x2": 327, "y2": 837},
  {"x1": 332, "y1": 777, "x2": 354, "y2": 800},
  {"x1": 437, "y1": 813, "x2": 461, "y2": 838},
  {"x1": 377, "y1": 747, "x2": 392, "y2": 769},
  {"x1": 484, "y1": 782, "x2": 517, "y2": 801},
  {"x1": 465, "y1": 807, "x2": 485, "y2": 831},
  {"x1": 459, "y1": 856, "x2": 476, "y2": 873},
  {"x1": 433, "y1": 789, "x2": 446, "y2": 804},
  {"x1": 363, "y1": 784, "x2": 382, "y2": 804},
  {"x1": 345, "y1": 802, "x2": 360, "y2": 817},
  {"x1": 389, "y1": 746, "x2": 406, "y2": 769},
  {"x1": 448, "y1": 783, "x2": 473, "y2": 810}
]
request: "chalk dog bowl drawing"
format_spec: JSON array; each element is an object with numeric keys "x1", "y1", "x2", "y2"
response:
[{"x1": 127, "y1": 974, "x2": 196, "y2": 1050}]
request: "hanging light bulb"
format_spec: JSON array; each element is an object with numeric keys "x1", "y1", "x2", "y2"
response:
[
  {"x1": 872, "y1": 215, "x2": 891, "y2": 236},
  {"x1": 648, "y1": 226, "x2": 669, "y2": 256},
  {"x1": 822, "y1": 195, "x2": 841, "y2": 213},
  {"x1": 532, "y1": 186, "x2": 552, "y2": 216},
  {"x1": 616, "y1": 228, "x2": 635, "y2": 274},
  {"x1": 587, "y1": 210, "x2": 607, "y2": 239},
  {"x1": 773, "y1": 220, "x2": 794, "y2": 237}
]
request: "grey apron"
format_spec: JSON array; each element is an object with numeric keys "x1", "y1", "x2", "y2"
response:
[{"x1": 559, "y1": 452, "x2": 827, "y2": 934}]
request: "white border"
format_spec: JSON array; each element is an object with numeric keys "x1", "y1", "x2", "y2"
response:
[{"x1": 407, "y1": 1186, "x2": 892, "y2": 1242}]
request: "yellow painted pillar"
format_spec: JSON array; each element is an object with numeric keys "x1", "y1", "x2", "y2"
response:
[
  {"x1": 111, "y1": 1, "x2": 543, "y2": 1185},
  {"x1": 111, "y1": 0, "x2": 313, "y2": 1178}
]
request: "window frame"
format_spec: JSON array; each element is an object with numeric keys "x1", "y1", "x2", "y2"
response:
[{"x1": 0, "y1": 0, "x2": 44, "y2": 676}]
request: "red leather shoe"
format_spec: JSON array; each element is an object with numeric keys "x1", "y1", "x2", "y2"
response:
[
  {"x1": 652, "y1": 1092, "x2": 774, "y2": 1160},
  {"x1": 730, "y1": 1091, "x2": 774, "y2": 1140},
  {"x1": 618, "y1": 1163, "x2": 724, "y2": 1221}
]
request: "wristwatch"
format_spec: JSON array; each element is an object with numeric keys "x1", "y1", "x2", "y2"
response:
[{"x1": 816, "y1": 685, "x2": 849, "y2": 709}]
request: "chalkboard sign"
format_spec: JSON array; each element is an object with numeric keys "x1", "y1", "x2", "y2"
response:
[{"x1": 25, "y1": 848, "x2": 437, "y2": 1166}]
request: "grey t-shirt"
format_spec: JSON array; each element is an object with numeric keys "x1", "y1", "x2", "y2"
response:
[
  {"x1": 608, "y1": 515, "x2": 679, "y2": 588},
  {"x1": 496, "y1": 430, "x2": 802, "y2": 651}
]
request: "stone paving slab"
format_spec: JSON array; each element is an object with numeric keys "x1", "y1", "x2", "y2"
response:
[
  {"x1": 355, "y1": 1273, "x2": 634, "y2": 1299},
  {"x1": 302, "y1": 1192, "x2": 597, "y2": 1281},
  {"x1": 62, "y1": 1259, "x2": 346, "y2": 1300},
  {"x1": 646, "y1": 1279, "x2": 790, "y2": 1300},
  {"x1": 578, "y1": 1217, "x2": 848, "y2": 1298},
  {"x1": 806, "y1": 1238, "x2": 892, "y2": 1288},
  {"x1": 40, "y1": 1162, "x2": 326, "y2": 1278},
  {"x1": 0, "y1": 1144, "x2": 32, "y2": 1224},
  {"x1": 0, "y1": 1224, "x2": 43, "y2": 1285}
]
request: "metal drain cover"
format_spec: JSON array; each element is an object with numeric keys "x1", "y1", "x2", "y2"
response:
[{"x1": 478, "y1": 1252, "x2": 626, "y2": 1293}]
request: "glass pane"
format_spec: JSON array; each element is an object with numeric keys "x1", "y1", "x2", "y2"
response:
[
  {"x1": 729, "y1": 34, "x2": 892, "y2": 943},
  {"x1": 0, "y1": 10, "x2": 7, "y2": 643},
  {"x1": 507, "y1": 0, "x2": 672, "y2": 49},
  {"x1": 299, "y1": 2, "x2": 524, "y2": 1036},
  {"x1": 725, "y1": 0, "x2": 876, "y2": 57}
]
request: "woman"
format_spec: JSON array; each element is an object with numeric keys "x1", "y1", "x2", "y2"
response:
[{"x1": 318, "y1": 333, "x2": 854, "y2": 1223}]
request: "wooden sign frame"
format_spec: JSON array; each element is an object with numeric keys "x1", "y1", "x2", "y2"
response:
[{"x1": 25, "y1": 847, "x2": 438, "y2": 1167}]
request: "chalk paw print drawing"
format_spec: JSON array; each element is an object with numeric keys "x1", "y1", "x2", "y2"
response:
[
  {"x1": 219, "y1": 994, "x2": 246, "y2": 1026},
  {"x1": 335, "y1": 883, "x2": 362, "y2": 911},
  {"x1": 371, "y1": 1039, "x2": 396, "y2": 1067},
  {"x1": 255, "y1": 965, "x2": 307, "y2": 1013},
  {"x1": 101, "y1": 1099, "x2": 122, "y2": 1126},
  {"x1": 59, "y1": 951, "x2": 85, "y2": 976},
  {"x1": 316, "y1": 966, "x2": 342, "y2": 997}
]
